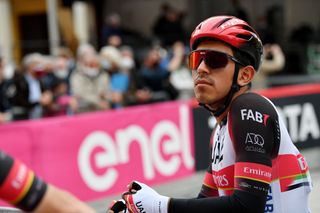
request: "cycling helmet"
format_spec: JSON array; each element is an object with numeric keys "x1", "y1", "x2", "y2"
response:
[{"x1": 190, "y1": 16, "x2": 263, "y2": 71}]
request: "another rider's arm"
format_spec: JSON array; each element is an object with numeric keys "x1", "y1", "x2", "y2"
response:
[
  {"x1": 169, "y1": 93, "x2": 280, "y2": 213},
  {"x1": 33, "y1": 184, "x2": 96, "y2": 213},
  {"x1": 0, "y1": 151, "x2": 96, "y2": 213}
]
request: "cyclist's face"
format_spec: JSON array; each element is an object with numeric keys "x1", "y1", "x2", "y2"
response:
[{"x1": 191, "y1": 40, "x2": 235, "y2": 107}]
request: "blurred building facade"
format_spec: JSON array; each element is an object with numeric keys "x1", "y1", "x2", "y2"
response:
[{"x1": 0, "y1": 0, "x2": 320, "y2": 74}]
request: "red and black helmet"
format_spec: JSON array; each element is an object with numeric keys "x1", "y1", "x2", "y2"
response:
[{"x1": 190, "y1": 16, "x2": 263, "y2": 71}]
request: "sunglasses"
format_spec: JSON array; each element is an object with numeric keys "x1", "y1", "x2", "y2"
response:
[{"x1": 188, "y1": 49, "x2": 245, "y2": 70}]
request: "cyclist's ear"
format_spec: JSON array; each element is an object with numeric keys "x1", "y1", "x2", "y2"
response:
[{"x1": 237, "y1": 65, "x2": 255, "y2": 87}]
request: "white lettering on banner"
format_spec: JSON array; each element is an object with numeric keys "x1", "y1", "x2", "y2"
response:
[
  {"x1": 180, "y1": 105, "x2": 194, "y2": 170},
  {"x1": 78, "y1": 132, "x2": 118, "y2": 192},
  {"x1": 151, "y1": 121, "x2": 181, "y2": 176},
  {"x1": 78, "y1": 104, "x2": 194, "y2": 192},
  {"x1": 299, "y1": 103, "x2": 320, "y2": 141},
  {"x1": 116, "y1": 125, "x2": 153, "y2": 179},
  {"x1": 277, "y1": 102, "x2": 320, "y2": 143}
]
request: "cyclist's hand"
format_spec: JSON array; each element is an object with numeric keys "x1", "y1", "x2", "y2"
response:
[
  {"x1": 107, "y1": 199, "x2": 126, "y2": 213},
  {"x1": 122, "y1": 181, "x2": 170, "y2": 213}
]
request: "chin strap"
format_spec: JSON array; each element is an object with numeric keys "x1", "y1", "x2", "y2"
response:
[{"x1": 199, "y1": 63, "x2": 242, "y2": 117}]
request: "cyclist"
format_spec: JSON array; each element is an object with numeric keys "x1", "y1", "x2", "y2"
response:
[{"x1": 109, "y1": 15, "x2": 312, "y2": 213}]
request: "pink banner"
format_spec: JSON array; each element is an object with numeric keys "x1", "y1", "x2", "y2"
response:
[{"x1": 0, "y1": 101, "x2": 195, "y2": 201}]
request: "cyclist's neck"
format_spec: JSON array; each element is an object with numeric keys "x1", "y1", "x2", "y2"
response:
[{"x1": 214, "y1": 86, "x2": 250, "y2": 124}]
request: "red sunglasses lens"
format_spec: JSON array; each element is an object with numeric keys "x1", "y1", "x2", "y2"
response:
[
  {"x1": 188, "y1": 50, "x2": 229, "y2": 70},
  {"x1": 188, "y1": 51, "x2": 201, "y2": 70}
]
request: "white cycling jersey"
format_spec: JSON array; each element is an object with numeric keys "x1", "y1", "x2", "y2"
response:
[{"x1": 199, "y1": 93, "x2": 312, "y2": 213}]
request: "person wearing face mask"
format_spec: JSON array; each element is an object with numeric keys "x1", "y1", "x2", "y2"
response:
[
  {"x1": 41, "y1": 56, "x2": 78, "y2": 117},
  {"x1": 120, "y1": 46, "x2": 136, "y2": 72},
  {"x1": 9, "y1": 53, "x2": 53, "y2": 120},
  {"x1": 70, "y1": 51, "x2": 110, "y2": 113},
  {"x1": 99, "y1": 46, "x2": 129, "y2": 108}
]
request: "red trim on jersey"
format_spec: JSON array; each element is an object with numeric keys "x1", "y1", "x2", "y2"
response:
[
  {"x1": 203, "y1": 171, "x2": 217, "y2": 189},
  {"x1": 255, "y1": 83, "x2": 320, "y2": 99},
  {"x1": 263, "y1": 114, "x2": 270, "y2": 126},
  {"x1": 0, "y1": 159, "x2": 34, "y2": 203},
  {"x1": 235, "y1": 162, "x2": 272, "y2": 184},
  {"x1": 212, "y1": 165, "x2": 234, "y2": 190},
  {"x1": 272, "y1": 154, "x2": 309, "y2": 179},
  {"x1": 272, "y1": 154, "x2": 309, "y2": 192}
]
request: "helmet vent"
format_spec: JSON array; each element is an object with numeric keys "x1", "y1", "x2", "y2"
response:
[
  {"x1": 196, "y1": 23, "x2": 202, "y2": 30},
  {"x1": 242, "y1": 25, "x2": 255, "y2": 33},
  {"x1": 236, "y1": 34, "x2": 252, "y2": 41},
  {"x1": 213, "y1": 17, "x2": 233, "y2": 29}
]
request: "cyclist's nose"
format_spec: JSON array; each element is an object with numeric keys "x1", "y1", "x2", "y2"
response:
[{"x1": 196, "y1": 59, "x2": 210, "y2": 74}]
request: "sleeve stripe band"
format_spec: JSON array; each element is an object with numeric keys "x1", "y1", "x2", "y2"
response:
[{"x1": 235, "y1": 162, "x2": 272, "y2": 184}]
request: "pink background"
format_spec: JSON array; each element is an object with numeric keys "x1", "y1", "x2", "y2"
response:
[{"x1": 0, "y1": 101, "x2": 195, "y2": 201}]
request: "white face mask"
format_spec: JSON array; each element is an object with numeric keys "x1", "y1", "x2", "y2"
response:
[
  {"x1": 54, "y1": 69, "x2": 68, "y2": 79},
  {"x1": 101, "y1": 60, "x2": 111, "y2": 70},
  {"x1": 82, "y1": 67, "x2": 99, "y2": 77},
  {"x1": 121, "y1": 57, "x2": 135, "y2": 70},
  {"x1": 3, "y1": 64, "x2": 14, "y2": 80}
]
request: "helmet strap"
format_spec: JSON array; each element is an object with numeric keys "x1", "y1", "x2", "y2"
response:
[{"x1": 199, "y1": 63, "x2": 241, "y2": 117}]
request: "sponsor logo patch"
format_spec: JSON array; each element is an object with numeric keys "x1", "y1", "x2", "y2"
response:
[
  {"x1": 245, "y1": 133, "x2": 265, "y2": 147},
  {"x1": 240, "y1": 109, "x2": 270, "y2": 126}
]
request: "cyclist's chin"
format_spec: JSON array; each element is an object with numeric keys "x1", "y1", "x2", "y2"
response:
[
  {"x1": 195, "y1": 92, "x2": 214, "y2": 104},
  {"x1": 195, "y1": 89, "x2": 225, "y2": 106}
]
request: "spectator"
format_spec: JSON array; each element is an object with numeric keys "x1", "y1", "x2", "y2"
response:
[
  {"x1": 133, "y1": 47, "x2": 177, "y2": 105},
  {"x1": 101, "y1": 13, "x2": 123, "y2": 46},
  {"x1": 228, "y1": 0, "x2": 250, "y2": 23},
  {"x1": 77, "y1": 43, "x2": 96, "y2": 62},
  {"x1": 253, "y1": 43, "x2": 285, "y2": 89},
  {"x1": 10, "y1": 53, "x2": 53, "y2": 120},
  {"x1": 56, "y1": 46, "x2": 76, "y2": 74},
  {"x1": 0, "y1": 56, "x2": 12, "y2": 123},
  {"x1": 120, "y1": 46, "x2": 136, "y2": 73},
  {"x1": 44, "y1": 78, "x2": 77, "y2": 117},
  {"x1": 42, "y1": 54, "x2": 73, "y2": 92},
  {"x1": 152, "y1": 4, "x2": 186, "y2": 47},
  {"x1": 100, "y1": 46, "x2": 129, "y2": 108},
  {"x1": 39, "y1": 55, "x2": 56, "y2": 90},
  {"x1": 70, "y1": 50, "x2": 110, "y2": 113},
  {"x1": 165, "y1": 41, "x2": 194, "y2": 100}
]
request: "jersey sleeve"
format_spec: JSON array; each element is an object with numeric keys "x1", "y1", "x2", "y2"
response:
[
  {"x1": 229, "y1": 93, "x2": 280, "y2": 196},
  {"x1": 169, "y1": 93, "x2": 281, "y2": 213},
  {"x1": 0, "y1": 151, "x2": 48, "y2": 211}
]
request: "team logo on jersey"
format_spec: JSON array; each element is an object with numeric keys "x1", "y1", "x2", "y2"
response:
[
  {"x1": 212, "y1": 134, "x2": 224, "y2": 164},
  {"x1": 240, "y1": 109, "x2": 270, "y2": 126},
  {"x1": 245, "y1": 133, "x2": 264, "y2": 147}
]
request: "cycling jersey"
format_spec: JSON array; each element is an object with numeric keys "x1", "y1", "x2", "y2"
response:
[
  {"x1": 0, "y1": 151, "x2": 47, "y2": 211},
  {"x1": 170, "y1": 92, "x2": 312, "y2": 213}
]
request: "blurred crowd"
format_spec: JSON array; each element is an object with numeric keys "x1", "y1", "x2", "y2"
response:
[
  {"x1": 0, "y1": 3, "x2": 197, "y2": 124},
  {"x1": 0, "y1": 36, "x2": 194, "y2": 124}
]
